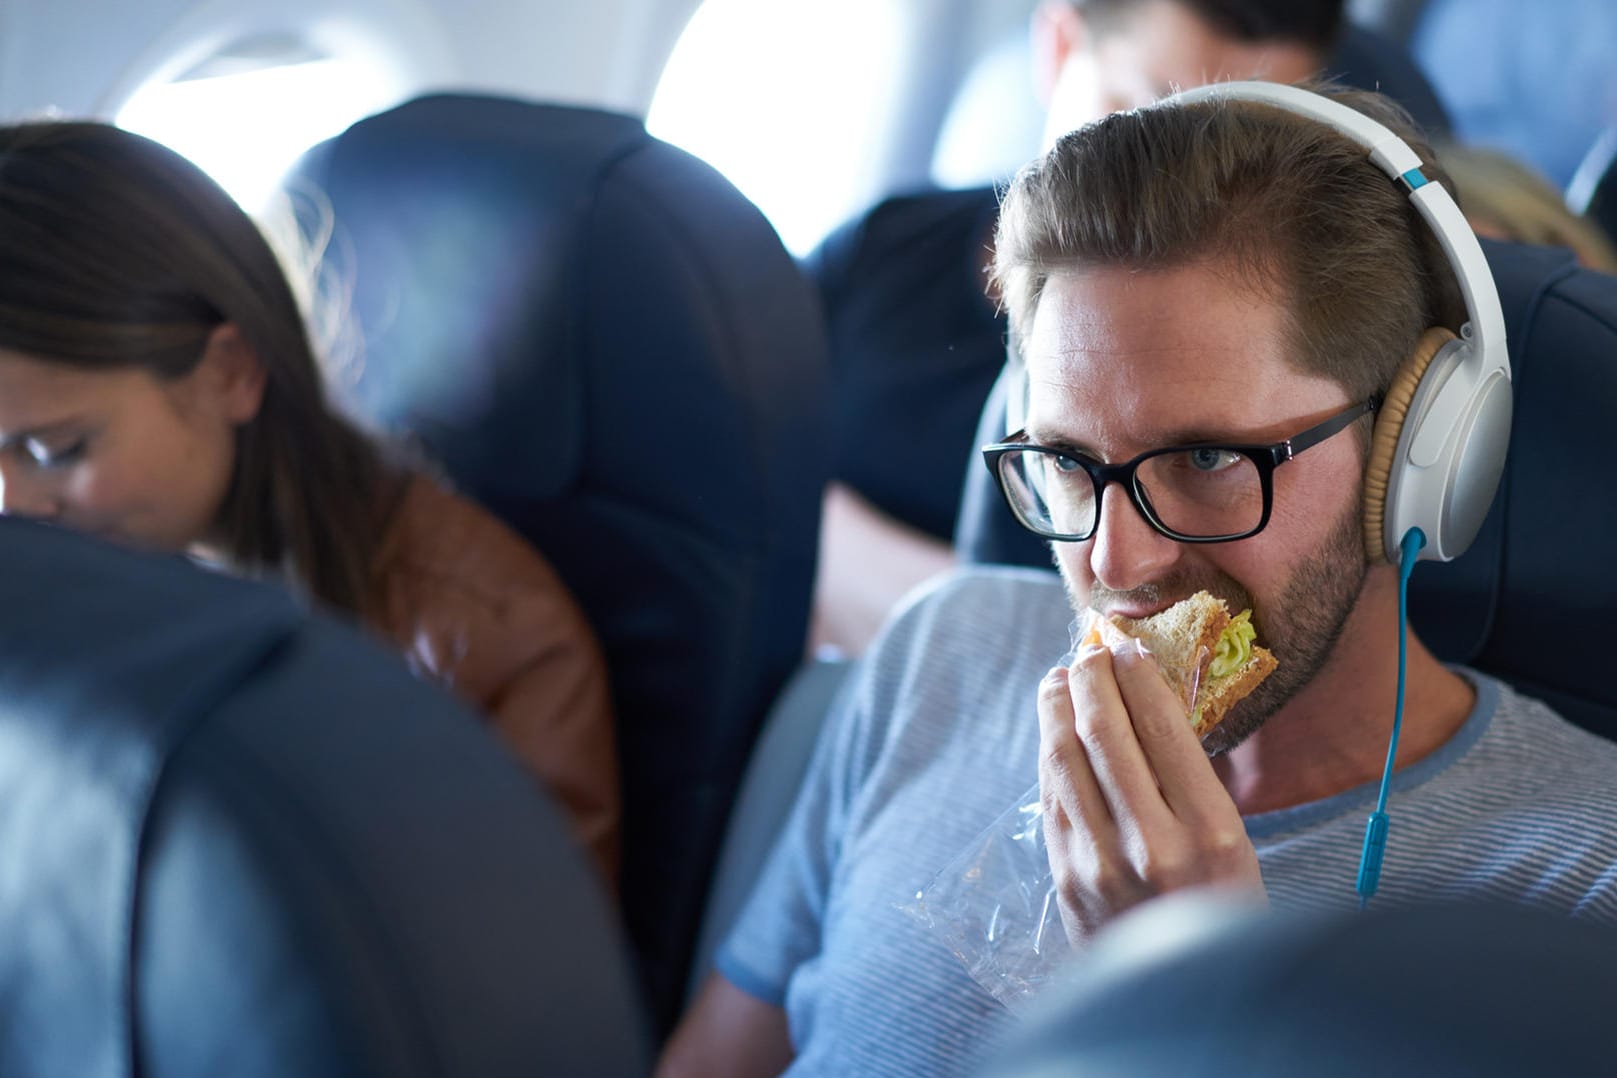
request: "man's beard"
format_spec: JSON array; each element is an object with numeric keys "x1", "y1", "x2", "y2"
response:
[{"x1": 1070, "y1": 497, "x2": 1368, "y2": 755}]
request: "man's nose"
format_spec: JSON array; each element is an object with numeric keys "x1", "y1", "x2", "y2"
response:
[
  {"x1": 1087, "y1": 481, "x2": 1180, "y2": 592},
  {"x1": 0, "y1": 462, "x2": 60, "y2": 520}
]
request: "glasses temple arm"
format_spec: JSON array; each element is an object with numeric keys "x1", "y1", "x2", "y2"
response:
[{"x1": 1280, "y1": 397, "x2": 1381, "y2": 460}]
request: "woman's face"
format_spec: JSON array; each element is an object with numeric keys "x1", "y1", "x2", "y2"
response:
[{"x1": 0, "y1": 329, "x2": 264, "y2": 553}]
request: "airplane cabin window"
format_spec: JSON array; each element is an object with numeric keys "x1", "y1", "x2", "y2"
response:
[
  {"x1": 115, "y1": 41, "x2": 400, "y2": 214},
  {"x1": 647, "y1": 0, "x2": 911, "y2": 256}
]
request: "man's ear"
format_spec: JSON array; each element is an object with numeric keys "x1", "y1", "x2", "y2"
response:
[
  {"x1": 1031, "y1": 1, "x2": 1090, "y2": 106},
  {"x1": 198, "y1": 322, "x2": 268, "y2": 425}
]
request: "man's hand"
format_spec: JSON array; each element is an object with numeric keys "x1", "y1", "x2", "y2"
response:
[{"x1": 1038, "y1": 639, "x2": 1265, "y2": 944}]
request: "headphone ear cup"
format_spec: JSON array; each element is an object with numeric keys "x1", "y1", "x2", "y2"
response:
[{"x1": 1362, "y1": 328, "x2": 1458, "y2": 564}]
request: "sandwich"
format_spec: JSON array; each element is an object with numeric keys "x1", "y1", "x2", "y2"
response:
[{"x1": 1089, "y1": 591, "x2": 1278, "y2": 739}]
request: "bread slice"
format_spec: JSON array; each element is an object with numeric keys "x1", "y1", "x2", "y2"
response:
[
  {"x1": 1108, "y1": 592, "x2": 1228, "y2": 690},
  {"x1": 1106, "y1": 591, "x2": 1277, "y2": 739}
]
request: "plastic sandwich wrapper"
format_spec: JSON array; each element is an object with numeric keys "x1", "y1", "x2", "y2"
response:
[{"x1": 900, "y1": 607, "x2": 1206, "y2": 1011}]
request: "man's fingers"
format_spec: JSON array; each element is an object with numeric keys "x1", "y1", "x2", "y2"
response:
[
  {"x1": 1038, "y1": 664, "x2": 1137, "y2": 941},
  {"x1": 1037, "y1": 647, "x2": 1262, "y2": 943},
  {"x1": 1064, "y1": 646, "x2": 1175, "y2": 836},
  {"x1": 1111, "y1": 642, "x2": 1240, "y2": 828},
  {"x1": 1037, "y1": 664, "x2": 1114, "y2": 843}
]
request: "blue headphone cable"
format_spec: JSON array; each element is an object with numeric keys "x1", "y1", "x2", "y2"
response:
[{"x1": 1355, "y1": 526, "x2": 1427, "y2": 909}]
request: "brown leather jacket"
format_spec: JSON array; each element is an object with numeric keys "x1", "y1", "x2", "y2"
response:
[{"x1": 366, "y1": 476, "x2": 619, "y2": 884}]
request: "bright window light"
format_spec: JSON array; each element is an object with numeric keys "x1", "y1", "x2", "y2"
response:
[
  {"x1": 117, "y1": 57, "x2": 396, "y2": 214},
  {"x1": 932, "y1": 35, "x2": 1045, "y2": 189},
  {"x1": 648, "y1": 0, "x2": 906, "y2": 256}
]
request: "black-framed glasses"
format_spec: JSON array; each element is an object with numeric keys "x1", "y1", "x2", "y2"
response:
[{"x1": 982, "y1": 398, "x2": 1378, "y2": 543}]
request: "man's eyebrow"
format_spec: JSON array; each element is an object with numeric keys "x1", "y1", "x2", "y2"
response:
[
  {"x1": 1025, "y1": 427, "x2": 1099, "y2": 457},
  {"x1": 1026, "y1": 423, "x2": 1270, "y2": 458},
  {"x1": 1155, "y1": 425, "x2": 1257, "y2": 446}
]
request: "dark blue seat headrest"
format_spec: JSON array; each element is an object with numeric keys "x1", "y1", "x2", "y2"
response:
[
  {"x1": 957, "y1": 239, "x2": 1617, "y2": 737},
  {"x1": 1412, "y1": 241, "x2": 1615, "y2": 731},
  {"x1": 984, "y1": 899, "x2": 1617, "y2": 1077},
  {"x1": 289, "y1": 94, "x2": 831, "y2": 1029},
  {"x1": 0, "y1": 517, "x2": 645, "y2": 1077}
]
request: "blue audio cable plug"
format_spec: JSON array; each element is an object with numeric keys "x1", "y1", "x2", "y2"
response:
[{"x1": 1356, "y1": 526, "x2": 1427, "y2": 909}]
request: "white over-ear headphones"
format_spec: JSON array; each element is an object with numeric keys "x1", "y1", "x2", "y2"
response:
[{"x1": 1166, "y1": 80, "x2": 1513, "y2": 566}]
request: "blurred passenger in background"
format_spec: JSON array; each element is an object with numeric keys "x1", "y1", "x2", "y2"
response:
[
  {"x1": 0, "y1": 121, "x2": 620, "y2": 883},
  {"x1": 808, "y1": 0, "x2": 1345, "y2": 658},
  {"x1": 1438, "y1": 140, "x2": 1617, "y2": 274}
]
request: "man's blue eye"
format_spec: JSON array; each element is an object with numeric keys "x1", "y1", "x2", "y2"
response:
[
  {"x1": 1188, "y1": 448, "x2": 1240, "y2": 473},
  {"x1": 1052, "y1": 454, "x2": 1085, "y2": 474}
]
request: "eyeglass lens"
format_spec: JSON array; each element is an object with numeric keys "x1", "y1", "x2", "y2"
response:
[{"x1": 999, "y1": 447, "x2": 1265, "y2": 539}]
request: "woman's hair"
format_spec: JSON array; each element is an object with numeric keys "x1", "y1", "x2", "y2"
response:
[
  {"x1": 1437, "y1": 141, "x2": 1617, "y2": 274},
  {"x1": 993, "y1": 83, "x2": 1466, "y2": 409},
  {"x1": 0, "y1": 121, "x2": 400, "y2": 615}
]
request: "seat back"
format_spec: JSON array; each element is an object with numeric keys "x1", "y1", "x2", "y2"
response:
[
  {"x1": 983, "y1": 897, "x2": 1617, "y2": 1077},
  {"x1": 0, "y1": 518, "x2": 646, "y2": 1077},
  {"x1": 288, "y1": 94, "x2": 830, "y2": 1029},
  {"x1": 684, "y1": 658, "x2": 853, "y2": 1004},
  {"x1": 957, "y1": 239, "x2": 1617, "y2": 737}
]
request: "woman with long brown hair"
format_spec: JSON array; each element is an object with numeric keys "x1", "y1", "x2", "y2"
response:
[{"x1": 0, "y1": 120, "x2": 619, "y2": 882}]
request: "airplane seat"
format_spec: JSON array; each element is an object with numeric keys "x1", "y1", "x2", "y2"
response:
[
  {"x1": 980, "y1": 895, "x2": 1617, "y2": 1077},
  {"x1": 285, "y1": 93, "x2": 830, "y2": 1032},
  {"x1": 956, "y1": 238, "x2": 1617, "y2": 738},
  {"x1": 0, "y1": 517, "x2": 646, "y2": 1077},
  {"x1": 683, "y1": 656, "x2": 852, "y2": 1002}
]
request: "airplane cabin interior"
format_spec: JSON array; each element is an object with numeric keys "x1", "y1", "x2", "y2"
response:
[{"x1": 1, "y1": 0, "x2": 1614, "y2": 1074}]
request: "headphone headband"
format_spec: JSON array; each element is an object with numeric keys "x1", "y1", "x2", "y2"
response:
[
  {"x1": 1170, "y1": 83, "x2": 1507, "y2": 387},
  {"x1": 1161, "y1": 81, "x2": 1513, "y2": 564},
  {"x1": 1164, "y1": 81, "x2": 1507, "y2": 384}
]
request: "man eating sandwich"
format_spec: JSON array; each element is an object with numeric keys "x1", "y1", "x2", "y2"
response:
[{"x1": 661, "y1": 83, "x2": 1617, "y2": 1078}]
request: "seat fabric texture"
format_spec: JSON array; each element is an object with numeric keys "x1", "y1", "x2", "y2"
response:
[
  {"x1": 0, "y1": 517, "x2": 647, "y2": 1077},
  {"x1": 289, "y1": 93, "x2": 830, "y2": 1028}
]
